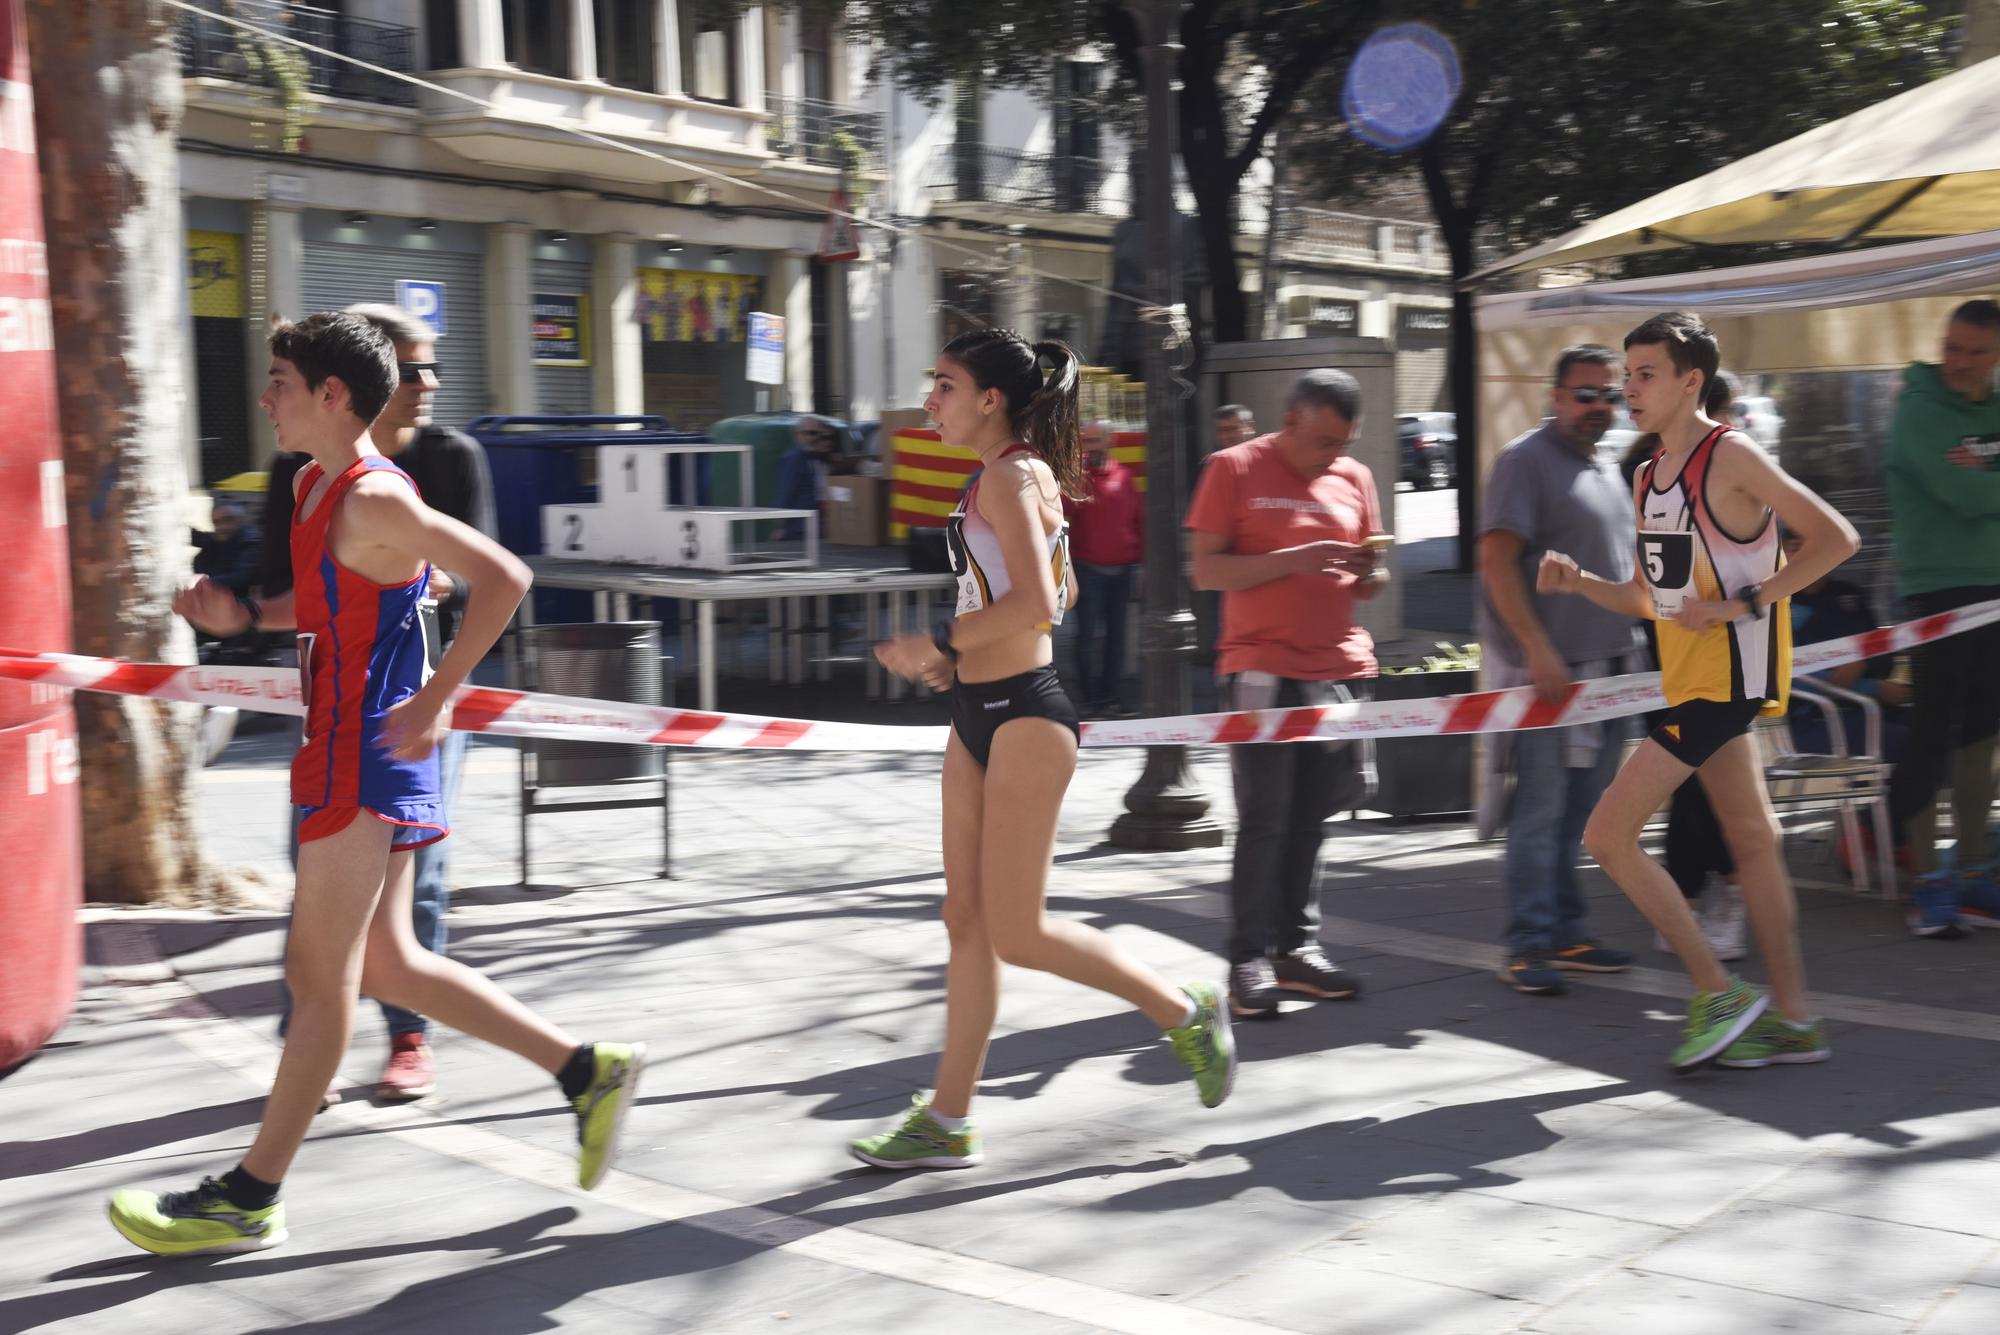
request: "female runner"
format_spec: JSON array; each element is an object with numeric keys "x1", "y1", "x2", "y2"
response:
[{"x1": 855, "y1": 328, "x2": 1234, "y2": 1170}]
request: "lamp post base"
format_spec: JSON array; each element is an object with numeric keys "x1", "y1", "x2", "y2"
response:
[{"x1": 1108, "y1": 745, "x2": 1227, "y2": 850}]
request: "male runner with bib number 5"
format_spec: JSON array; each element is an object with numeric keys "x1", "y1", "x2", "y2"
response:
[{"x1": 1538, "y1": 312, "x2": 1859, "y2": 1074}]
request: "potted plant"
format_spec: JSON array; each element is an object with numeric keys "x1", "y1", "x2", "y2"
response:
[{"x1": 1371, "y1": 642, "x2": 1480, "y2": 819}]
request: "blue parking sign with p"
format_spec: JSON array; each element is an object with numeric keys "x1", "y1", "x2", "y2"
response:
[{"x1": 395, "y1": 279, "x2": 447, "y2": 338}]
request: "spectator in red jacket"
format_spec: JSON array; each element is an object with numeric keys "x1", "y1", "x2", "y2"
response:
[{"x1": 1065, "y1": 419, "x2": 1145, "y2": 715}]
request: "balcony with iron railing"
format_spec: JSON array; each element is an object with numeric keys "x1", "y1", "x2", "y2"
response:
[
  {"x1": 1280, "y1": 203, "x2": 1448, "y2": 275},
  {"x1": 177, "y1": 0, "x2": 419, "y2": 111},
  {"x1": 764, "y1": 95, "x2": 884, "y2": 173},
  {"x1": 927, "y1": 144, "x2": 1125, "y2": 217}
]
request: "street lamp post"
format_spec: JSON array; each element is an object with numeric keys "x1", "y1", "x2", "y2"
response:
[{"x1": 1108, "y1": 0, "x2": 1224, "y2": 851}]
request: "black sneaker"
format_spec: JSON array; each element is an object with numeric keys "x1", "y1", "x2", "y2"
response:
[
  {"x1": 1228, "y1": 957, "x2": 1280, "y2": 1018},
  {"x1": 1498, "y1": 955, "x2": 1567, "y2": 995},
  {"x1": 1550, "y1": 942, "x2": 1635, "y2": 973},
  {"x1": 1272, "y1": 944, "x2": 1360, "y2": 999}
]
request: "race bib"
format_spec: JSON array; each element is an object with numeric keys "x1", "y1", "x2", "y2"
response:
[{"x1": 1639, "y1": 531, "x2": 1695, "y2": 618}]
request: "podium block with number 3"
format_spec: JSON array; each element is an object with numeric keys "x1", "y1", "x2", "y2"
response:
[{"x1": 540, "y1": 444, "x2": 817, "y2": 570}]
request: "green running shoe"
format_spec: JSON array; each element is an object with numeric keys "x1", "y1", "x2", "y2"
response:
[
  {"x1": 1717, "y1": 1013, "x2": 1831, "y2": 1068},
  {"x1": 107, "y1": 1176, "x2": 287, "y2": 1257},
  {"x1": 574, "y1": 1041, "x2": 646, "y2": 1190},
  {"x1": 1670, "y1": 977, "x2": 1768, "y2": 1074},
  {"x1": 850, "y1": 1096, "x2": 983, "y2": 1170},
  {"x1": 1168, "y1": 981, "x2": 1237, "y2": 1109}
]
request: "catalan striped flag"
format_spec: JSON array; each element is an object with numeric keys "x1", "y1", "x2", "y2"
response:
[{"x1": 889, "y1": 429, "x2": 1151, "y2": 540}]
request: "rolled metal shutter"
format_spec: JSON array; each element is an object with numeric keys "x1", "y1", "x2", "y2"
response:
[
  {"x1": 532, "y1": 257, "x2": 594, "y2": 415},
  {"x1": 1396, "y1": 347, "x2": 1449, "y2": 415},
  {"x1": 302, "y1": 241, "x2": 490, "y2": 429}
]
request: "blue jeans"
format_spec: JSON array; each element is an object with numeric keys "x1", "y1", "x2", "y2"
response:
[
  {"x1": 281, "y1": 728, "x2": 467, "y2": 1040},
  {"x1": 1503, "y1": 723, "x2": 1621, "y2": 956},
  {"x1": 1074, "y1": 562, "x2": 1135, "y2": 709}
]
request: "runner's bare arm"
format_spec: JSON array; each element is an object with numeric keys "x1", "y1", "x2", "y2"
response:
[
  {"x1": 1711, "y1": 433, "x2": 1860, "y2": 614},
  {"x1": 174, "y1": 578, "x2": 296, "y2": 635},
  {"x1": 1537, "y1": 550, "x2": 1653, "y2": 619},
  {"x1": 344, "y1": 481, "x2": 530, "y2": 758}
]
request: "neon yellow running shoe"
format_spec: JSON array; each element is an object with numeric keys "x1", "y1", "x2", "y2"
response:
[
  {"x1": 850, "y1": 1095, "x2": 983, "y2": 1170},
  {"x1": 107, "y1": 1176, "x2": 287, "y2": 1257},
  {"x1": 1670, "y1": 977, "x2": 1768, "y2": 1073},
  {"x1": 574, "y1": 1041, "x2": 646, "y2": 1190},
  {"x1": 1167, "y1": 981, "x2": 1237, "y2": 1108},
  {"x1": 1718, "y1": 1013, "x2": 1831, "y2": 1068}
]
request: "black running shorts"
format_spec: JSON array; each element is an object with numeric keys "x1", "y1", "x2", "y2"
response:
[
  {"x1": 949, "y1": 664, "x2": 1080, "y2": 767},
  {"x1": 1651, "y1": 697, "x2": 1766, "y2": 768}
]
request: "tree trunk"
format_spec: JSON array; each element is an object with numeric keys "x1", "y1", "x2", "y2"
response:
[{"x1": 26, "y1": 0, "x2": 208, "y2": 904}]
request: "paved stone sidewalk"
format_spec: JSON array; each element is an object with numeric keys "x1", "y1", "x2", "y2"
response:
[{"x1": 2, "y1": 726, "x2": 1996, "y2": 1334}]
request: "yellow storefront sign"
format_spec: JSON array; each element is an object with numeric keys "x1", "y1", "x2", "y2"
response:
[
  {"x1": 637, "y1": 268, "x2": 764, "y2": 344},
  {"x1": 186, "y1": 231, "x2": 244, "y2": 319}
]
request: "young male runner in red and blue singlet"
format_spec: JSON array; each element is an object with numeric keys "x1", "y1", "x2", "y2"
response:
[{"x1": 109, "y1": 312, "x2": 643, "y2": 1256}]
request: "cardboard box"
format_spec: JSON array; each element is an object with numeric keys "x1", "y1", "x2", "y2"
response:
[{"x1": 825, "y1": 473, "x2": 887, "y2": 546}]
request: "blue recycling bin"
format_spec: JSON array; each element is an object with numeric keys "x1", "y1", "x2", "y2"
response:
[{"x1": 469, "y1": 415, "x2": 711, "y2": 622}]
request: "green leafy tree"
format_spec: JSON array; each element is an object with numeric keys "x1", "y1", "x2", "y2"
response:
[{"x1": 1293, "y1": 0, "x2": 1953, "y2": 562}]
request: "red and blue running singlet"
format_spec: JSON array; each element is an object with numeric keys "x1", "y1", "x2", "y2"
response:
[{"x1": 291, "y1": 455, "x2": 446, "y2": 848}]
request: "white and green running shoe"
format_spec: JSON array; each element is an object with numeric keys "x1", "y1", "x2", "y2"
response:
[
  {"x1": 107, "y1": 1176, "x2": 288, "y2": 1257},
  {"x1": 850, "y1": 1096, "x2": 983, "y2": 1170},
  {"x1": 574, "y1": 1041, "x2": 646, "y2": 1190},
  {"x1": 1670, "y1": 977, "x2": 1768, "y2": 1073},
  {"x1": 1717, "y1": 1013, "x2": 1831, "y2": 1068},
  {"x1": 1168, "y1": 981, "x2": 1237, "y2": 1109}
]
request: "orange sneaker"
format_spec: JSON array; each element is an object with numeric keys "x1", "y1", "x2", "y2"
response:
[{"x1": 376, "y1": 1032, "x2": 436, "y2": 1102}]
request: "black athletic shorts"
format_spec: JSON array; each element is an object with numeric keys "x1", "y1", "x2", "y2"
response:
[
  {"x1": 1651, "y1": 697, "x2": 1766, "y2": 768},
  {"x1": 949, "y1": 664, "x2": 1080, "y2": 767}
]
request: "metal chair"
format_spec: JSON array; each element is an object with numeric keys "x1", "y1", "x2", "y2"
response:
[{"x1": 1757, "y1": 678, "x2": 1897, "y2": 898}]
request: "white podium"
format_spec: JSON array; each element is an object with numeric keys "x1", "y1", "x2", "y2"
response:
[{"x1": 540, "y1": 441, "x2": 818, "y2": 571}]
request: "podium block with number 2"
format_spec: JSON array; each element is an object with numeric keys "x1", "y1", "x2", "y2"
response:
[{"x1": 540, "y1": 444, "x2": 817, "y2": 571}]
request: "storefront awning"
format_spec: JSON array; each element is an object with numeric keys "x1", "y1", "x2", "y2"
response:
[
  {"x1": 1480, "y1": 228, "x2": 2000, "y2": 328},
  {"x1": 1471, "y1": 55, "x2": 2000, "y2": 281}
]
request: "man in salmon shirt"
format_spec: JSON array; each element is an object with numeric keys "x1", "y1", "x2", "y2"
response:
[{"x1": 1186, "y1": 369, "x2": 1389, "y2": 1018}]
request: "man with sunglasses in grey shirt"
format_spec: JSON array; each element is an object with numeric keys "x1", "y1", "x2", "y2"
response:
[{"x1": 1477, "y1": 345, "x2": 1640, "y2": 995}]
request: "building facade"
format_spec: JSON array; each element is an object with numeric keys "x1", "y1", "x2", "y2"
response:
[
  {"x1": 846, "y1": 61, "x2": 1453, "y2": 424},
  {"x1": 176, "y1": 0, "x2": 875, "y2": 484},
  {"x1": 174, "y1": 5, "x2": 1454, "y2": 485}
]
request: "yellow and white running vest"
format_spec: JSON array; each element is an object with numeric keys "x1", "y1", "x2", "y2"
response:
[{"x1": 1634, "y1": 425, "x2": 1791, "y2": 714}]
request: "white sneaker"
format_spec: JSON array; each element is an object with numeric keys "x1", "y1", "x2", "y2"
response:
[{"x1": 1701, "y1": 882, "x2": 1748, "y2": 962}]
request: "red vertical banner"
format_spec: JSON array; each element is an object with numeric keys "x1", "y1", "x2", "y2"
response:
[{"x1": 0, "y1": 0, "x2": 81, "y2": 1073}]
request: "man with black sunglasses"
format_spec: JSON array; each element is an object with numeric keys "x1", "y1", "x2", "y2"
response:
[
  {"x1": 255, "y1": 301, "x2": 496, "y2": 1107},
  {"x1": 1477, "y1": 344, "x2": 1639, "y2": 995}
]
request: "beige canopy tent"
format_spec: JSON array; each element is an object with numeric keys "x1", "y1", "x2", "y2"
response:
[
  {"x1": 1476, "y1": 228, "x2": 2000, "y2": 458},
  {"x1": 1470, "y1": 54, "x2": 2000, "y2": 281}
]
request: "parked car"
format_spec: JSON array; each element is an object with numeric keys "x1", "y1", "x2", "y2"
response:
[{"x1": 1397, "y1": 412, "x2": 1457, "y2": 490}]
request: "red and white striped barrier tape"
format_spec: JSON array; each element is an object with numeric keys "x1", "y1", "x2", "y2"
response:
[{"x1": 3, "y1": 595, "x2": 1997, "y2": 751}]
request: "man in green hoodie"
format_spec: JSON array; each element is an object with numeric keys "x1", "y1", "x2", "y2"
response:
[{"x1": 1884, "y1": 298, "x2": 2000, "y2": 936}]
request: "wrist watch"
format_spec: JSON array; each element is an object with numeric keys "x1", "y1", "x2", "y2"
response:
[
  {"x1": 1735, "y1": 584, "x2": 1762, "y2": 616},
  {"x1": 233, "y1": 590, "x2": 262, "y2": 631},
  {"x1": 930, "y1": 619, "x2": 959, "y2": 662}
]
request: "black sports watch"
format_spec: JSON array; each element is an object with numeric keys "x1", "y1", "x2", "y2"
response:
[
  {"x1": 1735, "y1": 584, "x2": 1763, "y2": 616},
  {"x1": 234, "y1": 589, "x2": 263, "y2": 631},
  {"x1": 931, "y1": 619, "x2": 959, "y2": 662}
]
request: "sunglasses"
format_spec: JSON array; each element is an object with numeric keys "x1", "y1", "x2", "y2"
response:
[
  {"x1": 398, "y1": 360, "x2": 439, "y2": 385},
  {"x1": 1563, "y1": 385, "x2": 1623, "y2": 406}
]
